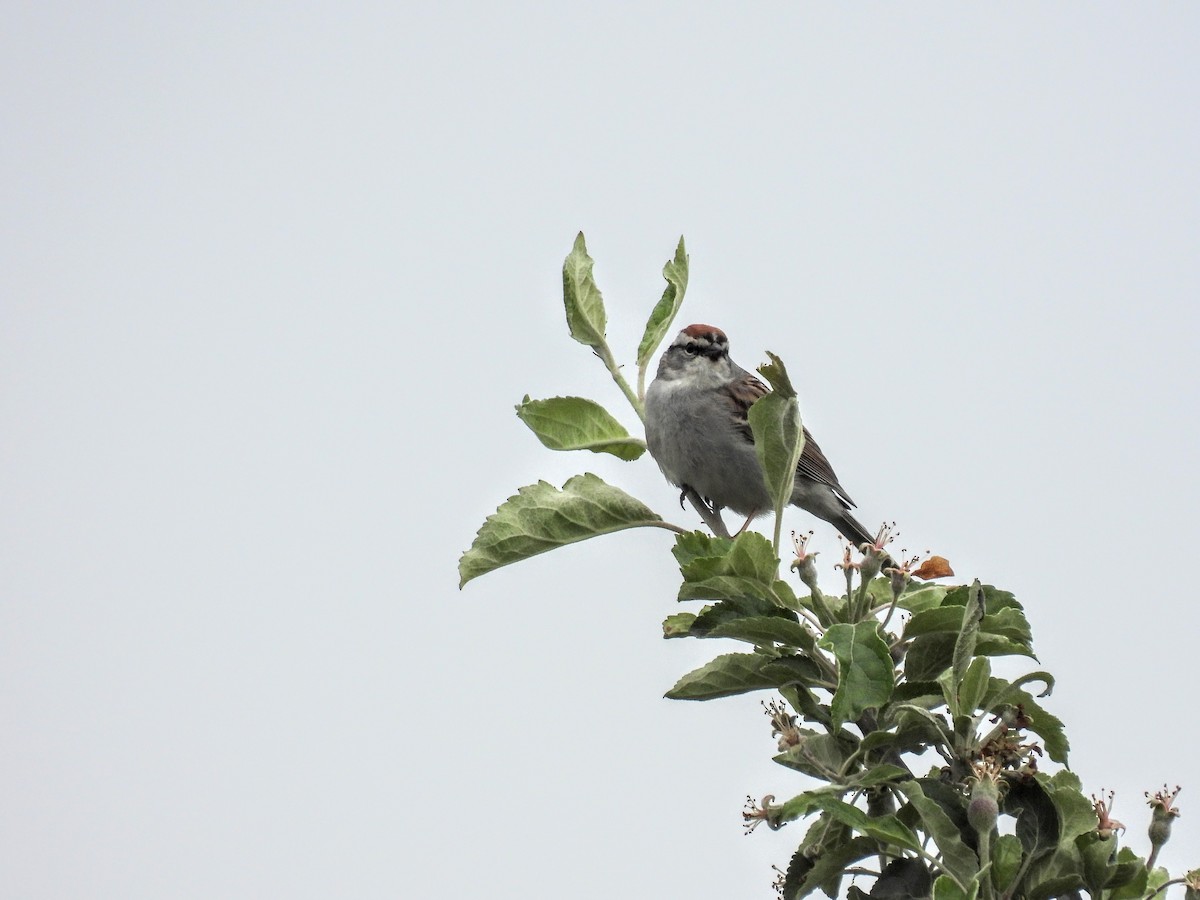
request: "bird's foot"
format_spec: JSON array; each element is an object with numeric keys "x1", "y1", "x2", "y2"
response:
[{"x1": 679, "y1": 485, "x2": 717, "y2": 515}]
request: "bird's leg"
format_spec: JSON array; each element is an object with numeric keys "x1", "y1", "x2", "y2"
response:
[
  {"x1": 681, "y1": 486, "x2": 731, "y2": 539},
  {"x1": 735, "y1": 513, "x2": 758, "y2": 536}
]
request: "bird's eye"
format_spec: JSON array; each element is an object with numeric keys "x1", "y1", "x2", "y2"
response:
[{"x1": 683, "y1": 342, "x2": 698, "y2": 355}]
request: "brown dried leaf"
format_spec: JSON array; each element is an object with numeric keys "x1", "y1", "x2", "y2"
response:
[{"x1": 913, "y1": 555, "x2": 954, "y2": 580}]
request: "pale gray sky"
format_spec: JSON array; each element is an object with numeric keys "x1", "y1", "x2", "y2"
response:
[{"x1": 3, "y1": 4, "x2": 1198, "y2": 897}]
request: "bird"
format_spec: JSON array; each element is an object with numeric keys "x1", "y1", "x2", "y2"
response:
[{"x1": 644, "y1": 323, "x2": 878, "y2": 551}]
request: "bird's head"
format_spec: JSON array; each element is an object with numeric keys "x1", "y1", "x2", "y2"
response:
[{"x1": 655, "y1": 323, "x2": 733, "y2": 384}]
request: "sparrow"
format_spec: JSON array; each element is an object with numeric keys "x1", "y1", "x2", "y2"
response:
[{"x1": 644, "y1": 323, "x2": 877, "y2": 550}]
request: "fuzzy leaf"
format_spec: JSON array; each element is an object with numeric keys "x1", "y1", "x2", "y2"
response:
[
  {"x1": 957, "y1": 656, "x2": 991, "y2": 716},
  {"x1": 1109, "y1": 847, "x2": 1152, "y2": 899},
  {"x1": 1044, "y1": 771, "x2": 1096, "y2": 843},
  {"x1": 873, "y1": 858, "x2": 932, "y2": 899},
  {"x1": 706, "y1": 615, "x2": 817, "y2": 650},
  {"x1": 898, "y1": 781, "x2": 980, "y2": 889},
  {"x1": 561, "y1": 232, "x2": 607, "y2": 348},
  {"x1": 677, "y1": 530, "x2": 791, "y2": 607},
  {"x1": 748, "y1": 352, "x2": 804, "y2": 521},
  {"x1": 818, "y1": 622, "x2": 894, "y2": 727},
  {"x1": 773, "y1": 734, "x2": 855, "y2": 781},
  {"x1": 991, "y1": 833, "x2": 1023, "y2": 893},
  {"x1": 458, "y1": 474, "x2": 664, "y2": 587},
  {"x1": 808, "y1": 797, "x2": 921, "y2": 852},
  {"x1": 1028, "y1": 875, "x2": 1084, "y2": 900},
  {"x1": 896, "y1": 584, "x2": 949, "y2": 614},
  {"x1": 665, "y1": 652, "x2": 820, "y2": 701},
  {"x1": 1002, "y1": 776, "x2": 1060, "y2": 857},
  {"x1": 661, "y1": 612, "x2": 696, "y2": 637},
  {"x1": 515, "y1": 395, "x2": 645, "y2": 460},
  {"x1": 782, "y1": 836, "x2": 876, "y2": 899},
  {"x1": 932, "y1": 875, "x2": 976, "y2": 900},
  {"x1": 636, "y1": 236, "x2": 689, "y2": 369},
  {"x1": 951, "y1": 580, "x2": 985, "y2": 689}
]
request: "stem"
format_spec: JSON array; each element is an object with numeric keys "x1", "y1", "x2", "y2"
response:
[
  {"x1": 880, "y1": 593, "x2": 903, "y2": 631},
  {"x1": 792, "y1": 605, "x2": 823, "y2": 631},
  {"x1": 595, "y1": 343, "x2": 645, "y2": 423},
  {"x1": 977, "y1": 831, "x2": 992, "y2": 900},
  {"x1": 647, "y1": 521, "x2": 694, "y2": 536},
  {"x1": 1146, "y1": 877, "x2": 1187, "y2": 899},
  {"x1": 808, "y1": 584, "x2": 837, "y2": 628},
  {"x1": 842, "y1": 567, "x2": 855, "y2": 622},
  {"x1": 851, "y1": 571, "x2": 871, "y2": 622}
]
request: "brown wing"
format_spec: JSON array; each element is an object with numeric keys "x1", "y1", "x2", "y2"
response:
[
  {"x1": 719, "y1": 371, "x2": 769, "y2": 443},
  {"x1": 796, "y1": 427, "x2": 856, "y2": 507},
  {"x1": 719, "y1": 371, "x2": 857, "y2": 508}
]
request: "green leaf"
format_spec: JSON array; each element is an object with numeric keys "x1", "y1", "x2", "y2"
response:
[
  {"x1": 942, "y1": 583, "x2": 1023, "y2": 612},
  {"x1": 991, "y1": 833, "x2": 1023, "y2": 893},
  {"x1": 808, "y1": 797, "x2": 922, "y2": 852},
  {"x1": 872, "y1": 859, "x2": 932, "y2": 900},
  {"x1": 665, "y1": 652, "x2": 821, "y2": 701},
  {"x1": 864, "y1": 859, "x2": 926, "y2": 900},
  {"x1": 561, "y1": 232, "x2": 608, "y2": 348},
  {"x1": 818, "y1": 622, "x2": 894, "y2": 727},
  {"x1": 896, "y1": 584, "x2": 949, "y2": 614},
  {"x1": 951, "y1": 581, "x2": 985, "y2": 689},
  {"x1": 1076, "y1": 832, "x2": 1119, "y2": 896},
  {"x1": 898, "y1": 781, "x2": 980, "y2": 889},
  {"x1": 748, "y1": 352, "x2": 804, "y2": 522},
  {"x1": 891, "y1": 680, "x2": 944, "y2": 704},
  {"x1": 707, "y1": 615, "x2": 817, "y2": 650},
  {"x1": 977, "y1": 606, "x2": 1032, "y2": 643},
  {"x1": 903, "y1": 605, "x2": 974, "y2": 639},
  {"x1": 1027, "y1": 875, "x2": 1084, "y2": 900},
  {"x1": 853, "y1": 764, "x2": 910, "y2": 787},
  {"x1": 1132, "y1": 868, "x2": 1171, "y2": 900},
  {"x1": 958, "y1": 656, "x2": 991, "y2": 716},
  {"x1": 1110, "y1": 854, "x2": 1154, "y2": 900},
  {"x1": 773, "y1": 733, "x2": 856, "y2": 781},
  {"x1": 932, "y1": 874, "x2": 976, "y2": 900},
  {"x1": 458, "y1": 473, "x2": 664, "y2": 587},
  {"x1": 671, "y1": 530, "x2": 731, "y2": 567},
  {"x1": 904, "y1": 633, "x2": 956, "y2": 682},
  {"x1": 1002, "y1": 776, "x2": 1060, "y2": 858},
  {"x1": 677, "y1": 530, "x2": 790, "y2": 606},
  {"x1": 891, "y1": 703, "x2": 953, "y2": 746},
  {"x1": 661, "y1": 612, "x2": 695, "y2": 638},
  {"x1": 636, "y1": 236, "x2": 689, "y2": 370},
  {"x1": 779, "y1": 683, "x2": 831, "y2": 727},
  {"x1": 778, "y1": 846, "x2": 816, "y2": 900},
  {"x1": 859, "y1": 726, "x2": 932, "y2": 761},
  {"x1": 903, "y1": 606, "x2": 1030, "y2": 649},
  {"x1": 1044, "y1": 773, "x2": 1095, "y2": 843},
  {"x1": 689, "y1": 595, "x2": 785, "y2": 625},
  {"x1": 783, "y1": 836, "x2": 877, "y2": 899},
  {"x1": 514, "y1": 395, "x2": 645, "y2": 460}
]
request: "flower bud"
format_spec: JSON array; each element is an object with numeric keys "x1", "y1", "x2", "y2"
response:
[
  {"x1": 1146, "y1": 785, "x2": 1181, "y2": 852},
  {"x1": 967, "y1": 778, "x2": 999, "y2": 835}
]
